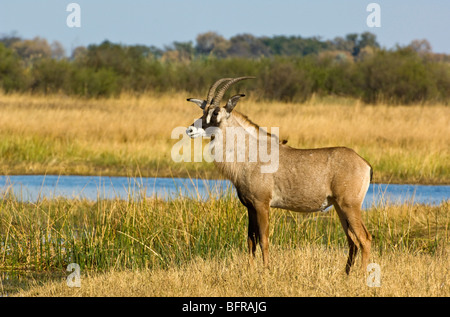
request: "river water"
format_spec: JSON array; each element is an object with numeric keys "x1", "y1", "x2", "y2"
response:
[{"x1": 0, "y1": 175, "x2": 448, "y2": 209}]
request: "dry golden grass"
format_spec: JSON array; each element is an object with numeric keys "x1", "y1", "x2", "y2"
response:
[
  {"x1": 0, "y1": 92, "x2": 448, "y2": 183},
  {"x1": 14, "y1": 246, "x2": 449, "y2": 297},
  {"x1": 3, "y1": 196, "x2": 448, "y2": 297}
]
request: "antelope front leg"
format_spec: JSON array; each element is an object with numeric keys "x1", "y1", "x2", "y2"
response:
[
  {"x1": 254, "y1": 202, "x2": 270, "y2": 267},
  {"x1": 247, "y1": 206, "x2": 258, "y2": 266}
]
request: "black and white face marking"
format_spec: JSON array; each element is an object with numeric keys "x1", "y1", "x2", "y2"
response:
[
  {"x1": 186, "y1": 94, "x2": 245, "y2": 139},
  {"x1": 186, "y1": 106, "x2": 228, "y2": 139},
  {"x1": 206, "y1": 106, "x2": 228, "y2": 125}
]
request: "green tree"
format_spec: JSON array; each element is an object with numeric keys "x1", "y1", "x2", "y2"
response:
[
  {"x1": 227, "y1": 34, "x2": 271, "y2": 58},
  {"x1": 195, "y1": 32, "x2": 230, "y2": 58},
  {"x1": 10, "y1": 37, "x2": 52, "y2": 65}
]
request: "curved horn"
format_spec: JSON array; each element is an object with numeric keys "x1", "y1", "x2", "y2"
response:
[
  {"x1": 212, "y1": 76, "x2": 255, "y2": 107},
  {"x1": 206, "y1": 78, "x2": 233, "y2": 105}
]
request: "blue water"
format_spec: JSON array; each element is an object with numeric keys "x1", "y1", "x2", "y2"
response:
[{"x1": 0, "y1": 175, "x2": 448, "y2": 209}]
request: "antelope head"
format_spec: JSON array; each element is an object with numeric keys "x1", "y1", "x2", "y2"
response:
[{"x1": 186, "y1": 77, "x2": 255, "y2": 138}]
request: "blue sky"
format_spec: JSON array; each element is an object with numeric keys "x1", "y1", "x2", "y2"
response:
[{"x1": 1, "y1": 0, "x2": 449, "y2": 54}]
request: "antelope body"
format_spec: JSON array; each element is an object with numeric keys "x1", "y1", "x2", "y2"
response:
[{"x1": 186, "y1": 77, "x2": 372, "y2": 274}]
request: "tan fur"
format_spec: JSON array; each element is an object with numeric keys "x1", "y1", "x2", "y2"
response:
[
  {"x1": 187, "y1": 78, "x2": 372, "y2": 274},
  {"x1": 214, "y1": 111, "x2": 372, "y2": 273}
]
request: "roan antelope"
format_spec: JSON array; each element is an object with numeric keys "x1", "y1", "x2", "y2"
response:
[{"x1": 186, "y1": 77, "x2": 372, "y2": 274}]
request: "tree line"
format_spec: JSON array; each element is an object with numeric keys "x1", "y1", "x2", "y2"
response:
[{"x1": 0, "y1": 31, "x2": 449, "y2": 104}]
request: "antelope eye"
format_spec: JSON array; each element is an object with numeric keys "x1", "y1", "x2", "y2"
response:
[{"x1": 213, "y1": 109, "x2": 219, "y2": 116}]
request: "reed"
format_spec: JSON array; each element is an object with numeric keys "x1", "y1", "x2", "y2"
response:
[{"x1": 0, "y1": 181, "x2": 448, "y2": 295}]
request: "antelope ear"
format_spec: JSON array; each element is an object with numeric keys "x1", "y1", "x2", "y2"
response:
[
  {"x1": 187, "y1": 98, "x2": 207, "y2": 109},
  {"x1": 225, "y1": 94, "x2": 245, "y2": 113}
]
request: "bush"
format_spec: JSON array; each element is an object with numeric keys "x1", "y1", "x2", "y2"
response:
[
  {"x1": 70, "y1": 67, "x2": 118, "y2": 98},
  {"x1": 0, "y1": 43, "x2": 26, "y2": 92},
  {"x1": 359, "y1": 48, "x2": 443, "y2": 104},
  {"x1": 259, "y1": 57, "x2": 313, "y2": 102},
  {"x1": 31, "y1": 58, "x2": 71, "y2": 94}
]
